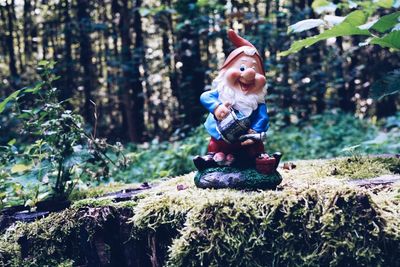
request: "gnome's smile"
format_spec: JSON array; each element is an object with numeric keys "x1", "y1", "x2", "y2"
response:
[{"x1": 239, "y1": 80, "x2": 254, "y2": 93}]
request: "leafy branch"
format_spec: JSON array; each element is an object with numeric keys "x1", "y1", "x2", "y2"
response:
[{"x1": 280, "y1": 0, "x2": 400, "y2": 56}]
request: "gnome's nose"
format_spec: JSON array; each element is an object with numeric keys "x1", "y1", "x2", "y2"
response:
[{"x1": 241, "y1": 68, "x2": 256, "y2": 82}]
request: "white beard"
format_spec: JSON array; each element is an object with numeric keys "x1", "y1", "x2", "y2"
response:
[{"x1": 213, "y1": 74, "x2": 266, "y2": 117}]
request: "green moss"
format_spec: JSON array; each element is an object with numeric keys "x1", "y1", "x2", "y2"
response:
[
  {"x1": 69, "y1": 182, "x2": 140, "y2": 201},
  {"x1": 0, "y1": 237, "x2": 20, "y2": 266},
  {"x1": 329, "y1": 156, "x2": 399, "y2": 179},
  {"x1": 167, "y1": 187, "x2": 396, "y2": 266},
  {"x1": 71, "y1": 198, "x2": 114, "y2": 209},
  {"x1": 1, "y1": 158, "x2": 400, "y2": 266},
  {"x1": 0, "y1": 208, "x2": 81, "y2": 266},
  {"x1": 372, "y1": 157, "x2": 400, "y2": 174}
]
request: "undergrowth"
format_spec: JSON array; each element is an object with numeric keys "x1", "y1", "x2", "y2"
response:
[{"x1": 114, "y1": 111, "x2": 400, "y2": 183}]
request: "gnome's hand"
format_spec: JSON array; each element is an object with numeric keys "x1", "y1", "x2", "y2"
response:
[
  {"x1": 214, "y1": 102, "x2": 232, "y2": 121},
  {"x1": 241, "y1": 139, "x2": 255, "y2": 146},
  {"x1": 241, "y1": 129, "x2": 256, "y2": 146}
]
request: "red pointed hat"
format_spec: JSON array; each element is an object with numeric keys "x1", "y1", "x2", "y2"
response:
[{"x1": 220, "y1": 29, "x2": 265, "y2": 74}]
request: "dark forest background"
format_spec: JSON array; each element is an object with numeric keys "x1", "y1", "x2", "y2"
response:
[{"x1": 0, "y1": 0, "x2": 399, "y2": 144}]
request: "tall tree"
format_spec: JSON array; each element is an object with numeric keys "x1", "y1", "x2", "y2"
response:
[
  {"x1": 77, "y1": 0, "x2": 96, "y2": 125},
  {"x1": 175, "y1": 0, "x2": 205, "y2": 127},
  {"x1": 119, "y1": 0, "x2": 144, "y2": 142},
  {"x1": 5, "y1": 0, "x2": 18, "y2": 89},
  {"x1": 23, "y1": 0, "x2": 33, "y2": 62},
  {"x1": 57, "y1": 0, "x2": 74, "y2": 107}
]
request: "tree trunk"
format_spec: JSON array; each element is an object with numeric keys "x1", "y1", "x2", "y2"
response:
[
  {"x1": 175, "y1": 0, "x2": 205, "y2": 127},
  {"x1": 57, "y1": 0, "x2": 74, "y2": 107},
  {"x1": 5, "y1": 0, "x2": 18, "y2": 89},
  {"x1": 23, "y1": 0, "x2": 33, "y2": 62},
  {"x1": 132, "y1": 0, "x2": 145, "y2": 141},
  {"x1": 77, "y1": 0, "x2": 96, "y2": 126},
  {"x1": 119, "y1": 0, "x2": 144, "y2": 142}
]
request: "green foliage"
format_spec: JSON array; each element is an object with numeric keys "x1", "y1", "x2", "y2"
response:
[
  {"x1": 0, "y1": 61, "x2": 126, "y2": 207},
  {"x1": 114, "y1": 126, "x2": 209, "y2": 182},
  {"x1": 266, "y1": 111, "x2": 400, "y2": 160},
  {"x1": 370, "y1": 11, "x2": 400, "y2": 33},
  {"x1": 370, "y1": 30, "x2": 400, "y2": 49},
  {"x1": 281, "y1": 1, "x2": 400, "y2": 56},
  {"x1": 281, "y1": 10, "x2": 370, "y2": 56}
]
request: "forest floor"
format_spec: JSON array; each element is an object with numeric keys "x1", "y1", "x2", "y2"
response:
[{"x1": 1, "y1": 156, "x2": 399, "y2": 266}]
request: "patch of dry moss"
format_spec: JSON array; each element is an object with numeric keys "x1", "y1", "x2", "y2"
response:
[
  {"x1": 69, "y1": 182, "x2": 141, "y2": 201},
  {"x1": 328, "y1": 156, "x2": 398, "y2": 179},
  {"x1": 1, "y1": 158, "x2": 400, "y2": 266}
]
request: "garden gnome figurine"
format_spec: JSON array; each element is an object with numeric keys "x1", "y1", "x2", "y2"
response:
[{"x1": 193, "y1": 29, "x2": 282, "y2": 183}]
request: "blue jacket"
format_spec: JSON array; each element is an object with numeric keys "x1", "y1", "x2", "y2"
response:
[{"x1": 200, "y1": 90, "x2": 269, "y2": 140}]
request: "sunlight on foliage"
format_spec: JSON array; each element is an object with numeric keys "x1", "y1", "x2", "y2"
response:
[{"x1": 281, "y1": 1, "x2": 400, "y2": 56}]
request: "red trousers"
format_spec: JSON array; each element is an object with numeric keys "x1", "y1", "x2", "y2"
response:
[{"x1": 207, "y1": 137, "x2": 264, "y2": 158}]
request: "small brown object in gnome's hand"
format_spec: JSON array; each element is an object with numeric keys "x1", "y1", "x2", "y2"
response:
[{"x1": 193, "y1": 29, "x2": 282, "y2": 189}]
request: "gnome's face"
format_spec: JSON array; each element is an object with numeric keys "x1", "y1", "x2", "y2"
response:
[
  {"x1": 218, "y1": 30, "x2": 266, "y2": 96},
  {"x1": 222, "y1": 54, "x2": 266, "y2": 95}
]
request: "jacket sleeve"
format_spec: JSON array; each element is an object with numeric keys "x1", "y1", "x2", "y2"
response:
[
  {"x1": 200, "y1": 90, "x2": 221, "y2": 114},
  {"x1": 251, "y1": 103, "x2": 270, "y2": 133}
]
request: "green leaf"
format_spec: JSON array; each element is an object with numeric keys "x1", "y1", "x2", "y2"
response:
[
  {"x1": 37, "y1": 192, "x2": 50, "y2": 201},
  {"x1": 376, "y1": 0, "x2": 394, "y2": 8},
  {"x1": 7, "y1": 139, "x2": 16, "y2": 146},
  {"x1": 311, "y1": 0, "x2": 330, "y2": 9},
  {"x1": 25, "y1": 199, "x2": 35, "y2": 208},
  {"x1": 0, "y1": 89, "x2": 22, "y2": 113},
  {"x1": 24, "y1": 81, "x2": 45, "y2": 94},
  {"x1": 280, "y1": 11, "x2": 370, "y2": 56},
  {"x1": 288, "y1": 19, "x2": 326, "y2": 33},
  {"x1": 38, "y1": 60, "x2": 49, "y2": 66},
  {"x1": 139, "y1": 7, "x2": 150, "y2": 16},
  {"x1": 312, "y1": 0, "x2": 337, "y2": 14},
  {"x1": 370, "y1": 30, "x2": 400, "y2": 49},
  {"x1": 11, "y1": 163, "x2": 33, "y2": 174},
  {"x1": 370, "y1": 11, "x2": 400, "y2": 33}
]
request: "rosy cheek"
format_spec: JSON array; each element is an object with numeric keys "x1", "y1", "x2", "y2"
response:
[
  {"x1": 225, "y1": 69, "x2": 241, "y2": 86},
  {"x1": 255, "y1": 75, "x2": 266, "y2": 89}
]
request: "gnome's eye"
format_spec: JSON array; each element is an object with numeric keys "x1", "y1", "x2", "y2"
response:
[{"x1": 239, "y1": 64, "x2": 247, "y2": 72}]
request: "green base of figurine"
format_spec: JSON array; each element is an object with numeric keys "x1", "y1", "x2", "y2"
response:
[{"x1": 194, "y1": 167, "x2": 282, "y2": 190}]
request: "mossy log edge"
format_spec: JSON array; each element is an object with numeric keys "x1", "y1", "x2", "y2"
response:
[{"x1": 0, "y1": 158, "x2": 399, "y2": 266}]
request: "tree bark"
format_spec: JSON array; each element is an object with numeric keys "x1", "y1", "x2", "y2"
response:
[
  {"x1": 57, "y1": 0, "x2": 74, "y2": 107},
  {"x1": 23, "y1": 0, "x2": 33, "y2": 62},
  {"x1": 175, "y1": 0, "x2": 205, "y2": 127},
  {"x1": 77, "y1": 0, "x2": 96, "y2": 126},
  {"x1": 119, "y1": 0, "x2": 144, "y2": 142},
  {"x1": 5, "y1": 0, "x2": 18, "y2": 89}
]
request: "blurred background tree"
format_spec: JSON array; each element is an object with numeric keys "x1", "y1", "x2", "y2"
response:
[{"x1": 0, "y1": 0, "x2": 399, "y2": 144}]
